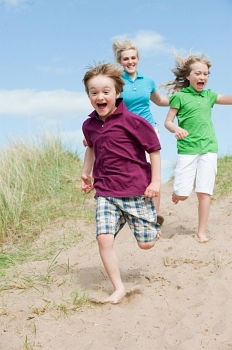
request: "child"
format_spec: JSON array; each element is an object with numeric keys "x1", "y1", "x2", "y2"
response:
[
  {"x1": 164, "y1": 53, "x2": 232, "y2": 243},
  {"x1": 81, "y1": 63, "x2": 161, "y2": 304}
]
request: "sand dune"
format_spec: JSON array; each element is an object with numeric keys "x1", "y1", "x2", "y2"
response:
[{"x1": 1, "y1": 183, "x2": 232, "y2": 350}]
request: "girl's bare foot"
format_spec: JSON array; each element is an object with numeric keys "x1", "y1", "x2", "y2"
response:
[
  {"x1": 172, "y1": 192, "x2": 179, "y2": 204},
  {"x1": 172, "y1": 193, "x2": 188, "y2": 204},
  {"x1": 104, "y1": 287, "x2": 126, "y2": 304},
  {"x1": 195, "y1": 234, "x2": 211, "y2": 243}
]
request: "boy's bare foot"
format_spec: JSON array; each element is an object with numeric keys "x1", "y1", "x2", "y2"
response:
[
  {"x1": 104, "y1": 288, "x2": 126, "y2": 304},
  {"x1": 172, "y1": 192, "x2": 179, "y2": 204}
]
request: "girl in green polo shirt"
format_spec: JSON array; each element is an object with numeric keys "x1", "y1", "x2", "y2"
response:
[{"x1": 164, "y1": 53, "x2": 232, "y2": 243}]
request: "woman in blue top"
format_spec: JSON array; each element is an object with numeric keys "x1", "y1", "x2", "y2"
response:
[{"x1": 112, "y1": 40, "x2": 169, "y2": 225}]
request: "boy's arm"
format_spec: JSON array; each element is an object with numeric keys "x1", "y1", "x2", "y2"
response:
[
  {"x1": 81, "y1": 147, "x2": 95, "y2": 194},
  {"x1": 144, "y1": 150, "x2": 161, "y2": 198},
  {"x1": 164, "y1": 108, "x2": 189, "y2": 139},
  {"x1": 151, "y1": 91, "x2": 169, "y2": 106},
  {"x1": 216, "y1": 95, "x2": 232, "y2": 104}
]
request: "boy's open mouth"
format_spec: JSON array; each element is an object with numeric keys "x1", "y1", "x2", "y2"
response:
[{"x1": 97, "y1": 103, "x2": 107, "y2": 109}]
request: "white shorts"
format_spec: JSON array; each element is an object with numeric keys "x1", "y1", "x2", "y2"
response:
[{"x1": 173, "y1": 153, "x2": 217, "y2": 196}]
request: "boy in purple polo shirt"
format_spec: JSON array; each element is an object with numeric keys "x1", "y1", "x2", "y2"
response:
[{"x1": 81, "y1": 63, "x2": 161, "y2": 304}]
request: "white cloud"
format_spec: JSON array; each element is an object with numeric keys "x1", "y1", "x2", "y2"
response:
[
  {"x1": 0, "y1": 89, "x2": 91, "y2": 119},
  {"x1": 134, "y1": 31, "x2": 169, "y2": 53},
  {"x1": 0, "y1": 0, "x2": 27, "y2": 6},
  {"x1": 113, "y1": 30, "x2": 173, "y2": 55}
]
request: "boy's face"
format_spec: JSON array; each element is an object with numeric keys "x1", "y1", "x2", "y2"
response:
[
  {"x1": 187, "y1": 62, "x2": 209, "y2": 92},
  {"x1": 87, "y1": 75, "x2": 120, "y2": 120}
]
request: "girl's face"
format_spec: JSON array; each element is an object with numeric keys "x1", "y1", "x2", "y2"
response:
[
  {"x1": 187, "y1": 61, "x2": 209, "y2": 92},
  {"x1": 87, "y1": 75, "x2": 120, "y2": 120},
  {"x1": 120, "y1": 49, "x2": 139, "y2": 78}
]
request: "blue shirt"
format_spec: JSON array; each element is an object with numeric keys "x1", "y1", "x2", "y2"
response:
[
  {"x1": 120, "y1": 71, "x2": 157, "y2": 127},
  {"x1": 82, "y1": 99, "x2": 161, "y2": 198}
]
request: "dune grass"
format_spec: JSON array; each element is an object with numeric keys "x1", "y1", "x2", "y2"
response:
[
  {"x1": 0, "y1": 136, "x2": 93, "y2": 244},
  {"x1": 214, "y1": 156, "x2": 232, "y2": 197},
  {"x1": 0, "y1": 136, "x2": 231, "y2": 277}
]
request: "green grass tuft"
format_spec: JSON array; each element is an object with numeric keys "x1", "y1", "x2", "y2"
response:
[
  {"x1": 0, "y1": 135, "x2": 93, "y2": 243},
  {"x1": 214, "y1": 156, "x2": 232, "y2": 197}
]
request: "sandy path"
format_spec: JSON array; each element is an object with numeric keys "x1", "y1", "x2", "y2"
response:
[{"x1": 1, "y1": 183, "x2": 232, "y2": 350}]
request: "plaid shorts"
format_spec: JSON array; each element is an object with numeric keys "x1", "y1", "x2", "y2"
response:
[{"x1": 95, "y1": 196, "x2": 159, "y2": 243}]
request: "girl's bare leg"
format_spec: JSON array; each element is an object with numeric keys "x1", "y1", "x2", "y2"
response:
[
  {"x1": 97, "y1": 234, "x2": 126, "y2": 304},
  {"x1": 196, "y1": 192, "x2": 211, "y2": 242}
]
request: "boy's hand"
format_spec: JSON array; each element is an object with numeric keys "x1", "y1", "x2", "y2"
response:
[
  {"x1": 144, "y1": 182, "x2": 160, "y2": 198},
  {"x1": 81, "y1": 175, "x2": 94, "y2": 193},
  {"x1": 175, "y1": 127, "x2": 189, "y2": 140}
]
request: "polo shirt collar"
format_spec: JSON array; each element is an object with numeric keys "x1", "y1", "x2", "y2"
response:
[
  {"x1": 182, "y1": 85, "x2": 205, "y2": 97},
  {"x1": 122, "y1": 70, "x2": 143, "y2": 81}
]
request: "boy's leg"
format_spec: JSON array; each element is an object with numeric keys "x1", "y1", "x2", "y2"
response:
[
  {"x1": 196, "y1": 192, "x2": 211, "y2": 242},
  {"x1": 97, "y1": 234, "x2": 125, "y2": 303},
  {"x1": 125, "y1": 197, "x2": 159, "y2": 249},
  {"x1": 95, "y1": 196, "x2": 126, "y2": 303},
  {"x1": 137, "y1": 240, "x2": 156, "y2": 250}
]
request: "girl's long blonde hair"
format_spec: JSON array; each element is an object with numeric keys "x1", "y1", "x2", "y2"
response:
[{"x1": 163, "y1": 53, "x2": 212, "y2": 95}]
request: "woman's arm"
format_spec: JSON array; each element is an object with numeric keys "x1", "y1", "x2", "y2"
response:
[{"x1": 150, "y1": 90, "x2": 169, "y2": 106}]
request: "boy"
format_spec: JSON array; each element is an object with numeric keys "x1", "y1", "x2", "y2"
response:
[{"x1": 81, "y1": 63, "x2": 161, "y2": 303}]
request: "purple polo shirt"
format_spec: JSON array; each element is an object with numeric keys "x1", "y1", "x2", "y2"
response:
[{"x1": 82, "y1": 98, "x2": 161, "y2": 198}]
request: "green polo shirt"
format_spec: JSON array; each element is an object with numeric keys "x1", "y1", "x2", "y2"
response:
[{"x1": 169, "y1": 86, "x2": 218, "y2": 154}]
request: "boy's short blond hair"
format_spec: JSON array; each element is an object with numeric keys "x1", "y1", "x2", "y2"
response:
[{"x1": 83, "y1": 63, "x2": 124, "y2": 95}]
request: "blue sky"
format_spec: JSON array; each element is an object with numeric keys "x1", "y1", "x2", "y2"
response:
[{"x1": 0, "y1": 0, "x2": 232, "y2": 182}]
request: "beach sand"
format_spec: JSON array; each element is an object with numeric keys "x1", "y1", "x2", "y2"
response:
[{"x1": 1, "y1": 183, "x2": 232, "y2": 350}]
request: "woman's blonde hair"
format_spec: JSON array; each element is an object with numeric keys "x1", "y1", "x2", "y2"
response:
[
  {"x1": 83, "y1": 63, "x2": 124, "y2": 95},
  {"x1": 112, "y1": 40, "x2": 139, "y2": 63},
  {"x1": 163, "y1": 53, "x2": 212, "y2": 94}
]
